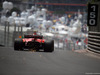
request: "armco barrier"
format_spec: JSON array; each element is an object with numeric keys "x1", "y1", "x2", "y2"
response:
[
  {"x1": 0, "y1": 22, "x2": 23, "y2": 47},
  {"x1": 88, "y1": 2, "x2": 100, "y2": 53},
  {"x1": 0, "y1": 30, "x2": 4, "y2": 46},
  {"x1": 88, "y1": 31, "x2": 100, "y2": 53}
]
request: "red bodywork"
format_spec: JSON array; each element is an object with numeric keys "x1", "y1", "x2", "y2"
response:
[
  {"x1": 23, "y1": 38, "x2": 45, "y2": 43},
  {"x1": 22, "y1": 32, "x2": 45, "y2": 43}
]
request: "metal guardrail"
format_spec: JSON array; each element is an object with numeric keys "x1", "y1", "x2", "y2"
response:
[
  {"x1": 88, "y1": 31, "x2": 100, "y2": 53},
  {"x1": 0, "y1": 30, "x2": 4, "y2": 46},
  {"x1": 0, "y1": 22, "x2": 23, "y2": 47}
]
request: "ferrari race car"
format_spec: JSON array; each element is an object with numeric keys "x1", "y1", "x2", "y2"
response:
[{"x1": 14, "y1": 32, "x2": 54, "y2": 52}]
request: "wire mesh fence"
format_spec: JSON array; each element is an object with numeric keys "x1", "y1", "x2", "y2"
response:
[{"x1": 53, "y1": 37, "x2": 87, "y2": 50}]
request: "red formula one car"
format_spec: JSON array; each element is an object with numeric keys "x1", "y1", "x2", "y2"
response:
[{"x1": 14, "y1": 32, "x2": 54, "y2": 52}]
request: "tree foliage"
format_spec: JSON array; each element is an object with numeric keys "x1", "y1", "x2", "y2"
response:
[
  {"x1": 88, "y1": 0, "x2": 100, "y2": 3},
  {"x1": 10, "y1": 7, "x2": 21, "y2": 14}
]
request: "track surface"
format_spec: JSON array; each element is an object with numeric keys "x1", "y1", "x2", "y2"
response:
[{"x1": 0, "y1": 47, "x2": 100, "y2": 75}]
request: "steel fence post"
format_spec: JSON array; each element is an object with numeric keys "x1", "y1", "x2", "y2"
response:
[
  {"x1": 21, "y1": 25, "x2": 23, "y2": 36},
  {"x1": 0, "y1": 31, "x2": 2, "y2": 44},
  {"x1": 67, "y1": 43, "x2": 69, "y2": 50},
  {"x1": 58, "y1": 39, "x2": 59, "y2": 49},
  {"x1": 13, "y1": 22, "x2": 16, "y2": 47},
  {"x1": 4, "y1": 21, "x2": 7, "y2": 47},
  {"x1": 18, "y1": 26, "x2": 19, "y2": 35},
  {"x1": 73, "y1": 42, "x2": 75, "y2": 50},
  {"x1": 7, "y1": 22, "x2": 9, "y2": 47},
  {"x1": 69, "y1": 42, "x2": 71, "y2": 50},
  {"x1": 63, "y1": 39, "x2": 64, "y2": 50},
  {"x1": 14, "y1": 24, "x2": 16, "y2": 32}
]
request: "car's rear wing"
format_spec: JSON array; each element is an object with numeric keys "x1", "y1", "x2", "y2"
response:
[{"x1": 24, "y1": 35, "x2": 43, "y2": 39}]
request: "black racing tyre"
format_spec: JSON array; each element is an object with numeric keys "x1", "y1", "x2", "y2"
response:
[
  {"x1": 14, "y1": 38, "x2": 23, "y2": 50},
  {"x1": 44, "y1": 40, "x2": 54, "y2": 52}
]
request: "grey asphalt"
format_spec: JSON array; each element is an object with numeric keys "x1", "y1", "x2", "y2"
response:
[{"x1": 0, "y1": 47, "x2": 100, "y2": 75}]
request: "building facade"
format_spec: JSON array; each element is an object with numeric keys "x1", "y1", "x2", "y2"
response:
[
  {"x1": 30, "y1": 0, "x2": 88, "y2": 14},
  {"x1": 0, "y1": 0, "x2": 88, "y2": 14},
  {"x1": 0, "y1": 0, "x2": 29, "y2": 11}
]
